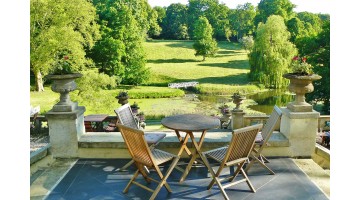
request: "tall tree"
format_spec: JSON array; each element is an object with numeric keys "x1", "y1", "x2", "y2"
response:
[
  {"x1": 30, "y1": 0, "x2": 100, "y2": 91},
  {"x1": 254, "y1": 0, "x2": 295, "y2": 27},
  {"x1": 152, "y1": 6, "x2": 166, "y2": 37},
  {"x1": 192, "y1": 16, "x2": 218, "y2": 61},
  {"x1": 147, "y1": 7, "x2": 162, "y2": 38},
  {"x1": 187, "y1": 0, "x2": 230, "y2": 40},
  {"x1": 249, "y1": 15, "x2": 297, "y2": 88},
  {"x1": 90, "y1": 0, "x2": 149, "y2": 85},
  {"x1": 303, "y1": 21, "x2": 330, "y2": 114},
  {"x1": 162, "y1": 3, "x2": 189, "y2": 39},
  {"x1": 286, "y1": 17, "x2": 306, "y2": 42},
  {"x1": 229, "y1": 3, "x2": 256, "y2": 41}
]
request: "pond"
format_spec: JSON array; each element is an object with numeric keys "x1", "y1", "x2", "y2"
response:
[{"x1": 197, "y1": 89, "x2": 294, "y2": 115}]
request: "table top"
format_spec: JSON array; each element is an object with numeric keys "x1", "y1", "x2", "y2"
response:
[
  {"x1": 161, "y1": 114, "x2": 220, "y2": 132},
  {"x1": 84, "y1": 114, "x2": 108, "y2": 122}
]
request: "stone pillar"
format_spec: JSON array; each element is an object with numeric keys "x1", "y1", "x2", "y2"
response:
[
  {"x1": 231, "y1": 110, "x2": 245, "y2": 129},
  {"x1": 280, "y1": 107, "x2": 319, "y2": 157},
  {"x1": 45, "y1": 106, "x2": 86, "y2": 158}
]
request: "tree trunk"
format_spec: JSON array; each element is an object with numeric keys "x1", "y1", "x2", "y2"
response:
[
  {"x1": 35, "y1": 70, "x2": 45, "y2": 92},
  {"x1": 202, "y1": 55, "x2": 206, "y2": 61}
]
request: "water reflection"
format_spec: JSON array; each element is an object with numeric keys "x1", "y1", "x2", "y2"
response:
[
  {"x1": 197, "y1": 89, "x2": 294, "y2": 115},
  {"x1": 246, "y1": 90, "x2": 294, "y2": 114}
]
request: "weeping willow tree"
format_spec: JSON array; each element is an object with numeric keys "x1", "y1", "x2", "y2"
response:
[{"x1": 249, "y1": 15, "x2": 297, "y2": 88}]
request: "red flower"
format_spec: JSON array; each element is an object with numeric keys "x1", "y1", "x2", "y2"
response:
[
  {"x1": 63, "y1": 56, "x2": 69, "y2": 60},
  {"x1": 302, "y1": 57, "x2": 307, "y2": 62},
  {"x1": 292, "y1": 56, "x2": 299, "y2": 60}
]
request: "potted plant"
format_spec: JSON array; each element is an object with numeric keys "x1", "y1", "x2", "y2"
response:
[
  {"x1": 46, "y1": 54, "x2": 83, "y2": 112},
  {"x1": 231, "y1": 92, "x2": 246, "y2": 111},
  {"x1": 130, "y1": 102, "x2": 140, "y2": 114},
  {"x1": 115, "y1": 91, "x2": 129, "y2": 105},
  {"x1": 137, "y1": 111, "x2": 145, "y2": 122},
  {"x1": 283, "y1": 56, "x2": 322, "y2": 112},
  {"x1": 218, "y1": 103, "x2": 230, "y2": 115}
]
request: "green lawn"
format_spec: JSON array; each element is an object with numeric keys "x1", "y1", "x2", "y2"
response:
[
  {"x1": 31, "y1": 40, "x2": 263, "y2": 117},
  {"x1": 145, "y1": 40, "x2": 253, "y2": 86}
]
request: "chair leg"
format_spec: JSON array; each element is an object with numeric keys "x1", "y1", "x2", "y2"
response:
[
  {"x1": 123, "y1": 169, "x2": 140, "y2": 193},
  {"x1": 150, "y1": 156, "x2": 180, "y2": 200},
  {"x1": 241, "y1": 168, "x2": 256, "y2": 192},
  {"x1": 229, "y1": 162, "x2": 245, "y2": 182},
  {"x1": 245, "y1": 154, "x2": 275, "y2": 175}
]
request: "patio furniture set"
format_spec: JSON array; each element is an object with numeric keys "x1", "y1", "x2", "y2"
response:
[{"x1": 115, "y1": 103, "x2": 282, "y2": 200}]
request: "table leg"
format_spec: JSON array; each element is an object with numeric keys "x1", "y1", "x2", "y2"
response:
[
  {"x1": 179, "y1": 130, "x2": 207, "y2": 183},
  {"x1": 175, "y1": 130, "x2": 192, "y2": 156}
]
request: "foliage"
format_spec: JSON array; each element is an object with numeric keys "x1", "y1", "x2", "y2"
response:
[
  {"x1": 30, "y1": 0, "x2": 100, "y2": 91},
  {"x1": 187, "y1": 0, "x2": 230, "y2": 40},
  {"x1": 50, "y1": 54, "x2": 75, "y2": 75},
  {"x1": 130, "y1": 102, "x2": 140, "y2": 109},
  {"x1": 304, "y1": 20, "x2": 330, "y2": 114},
  {"x1": 90, "y1": 0, "x2": 149, "y2": 85},
  {"x1": 161, "y1": 3, "x2": 189, "y2": 39},
  {"x1": 218, "y1": 103, "x2": 230, "y2": 114},
  {"x1": 286, "y1": 17, "x2": 306, "y2": 42},
  {"x1": 289, "y1": 56, "x2": 313, "y2": 75},
  {"x1": 193, "y1": 17, "x2": 218, "y2": 61},
  {"x1": 239, "y1": 35, "x2": 254, "y2": 52},
  {"x1": 127, "y1": 87, "x2": 185, "y2": 98},
  {"x1": 196, "y1": 84, "x2": 261, "y2": 95},
  {"x1": 228, "y1": 3, "x2": 256, "y2": 40},
  {"x1": 75, "y1": 69, "x2": 117, "y2": 98},
  {"x1": 297, "y1": 12, "x2": 323, "y2": 35},
  {"x1": 249, "y1": 15, "x2": 298, "y2": 88},
  {"x1": 147, "y1": 6, "x2": 162, "y2": 38},
  {"x1": 254, "y1": 0, "x2": 295, "y2": 26}
]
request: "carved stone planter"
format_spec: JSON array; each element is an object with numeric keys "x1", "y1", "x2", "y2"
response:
[
  {"x1": 283, "y1": 73, "x2": 322, "y2": 112},
  {"x1": 232, "y1": 96, "x2": 245, "y2": 112},
  {"x1": 47, "y1": 73, "x2": 83, "y2": 112}
]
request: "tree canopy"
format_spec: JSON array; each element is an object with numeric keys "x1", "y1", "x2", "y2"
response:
[
  {"x1": 249, "y1": 15, "x2": 297, "y2": 88},
  {"x1": 89, "y1": 0, "x2": 149, "y2": 85},
  {"x1": 192, "y1": 16, "x2": 218, "y2": 61},
  {"x1": 30, "y1": 0, "x2": 100, "y2": 91}
]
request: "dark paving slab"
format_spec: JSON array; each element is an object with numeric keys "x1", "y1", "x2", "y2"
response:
[{"x1": 46, "y1": 158, "x2": 328, "y2": 200}]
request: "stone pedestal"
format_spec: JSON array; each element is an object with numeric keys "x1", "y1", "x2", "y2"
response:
[
  {"x1": 280, "y1": 107, "x2": 319, "y2": 157},
  {"x1": 45, "y1": 106, "x2": 86, "y2": 158},
  {"x1": 231, "y1": 110, "x2": 245, "y2": 130}
]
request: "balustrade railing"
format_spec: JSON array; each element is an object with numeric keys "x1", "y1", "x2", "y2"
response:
[{"x1": 31, "y1": 114, "x2": 330, "y2": 134}]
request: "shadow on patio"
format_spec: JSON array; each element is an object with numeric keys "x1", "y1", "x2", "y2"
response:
[{"x1": 30, "y1": 157, "x2": 329, "y2": 200}]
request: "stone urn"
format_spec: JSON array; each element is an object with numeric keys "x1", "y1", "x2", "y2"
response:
[
  {"x1": 283, "y1": 73, "x2": 322, "y2": 112},
  {"x1": 115, "y1": 91, "x2": 129, "y2": 105},
  {"x1": 47, "y1": 73, "x2": 83, "y2": 112},
  {"x1": 231, "y1": 94, "x2": 246, "y2": 111}
]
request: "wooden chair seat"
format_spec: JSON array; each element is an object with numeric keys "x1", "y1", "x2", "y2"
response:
[
  {"x1": 117, "y1": 124, "x2": 179, "y2": 200},
  {"x1": 114, "y1": 103, "x2": 167, "y2": 171},
  {"x1": 245, "y1": 105, "x2": 282, "y2": 175},
  {"x1": 202, "y1": 124, "x2": 263, "y2": 200}
]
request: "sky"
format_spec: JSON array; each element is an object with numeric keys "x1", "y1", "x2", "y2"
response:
[{"x1": 148, "y1": 0, "x2": 332, "y2": 14}]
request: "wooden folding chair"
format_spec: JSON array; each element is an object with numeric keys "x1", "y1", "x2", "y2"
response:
[
  {"x1": 115, "y1": 104, "x2": 166, "y2": 171},
  {"x1": 201, "y1": 124, "x2": 263, "y2": 200},
  {"x1": 245, "y1": 105, "x2": 282, "y2": 175},
  {"x1": 117, "y1": 124, "x2": 179, "y2": 200}
]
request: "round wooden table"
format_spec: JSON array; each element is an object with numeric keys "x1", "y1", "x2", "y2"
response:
[{"x1": 161, "y1": 114, "x2": 220, "y2": 182}]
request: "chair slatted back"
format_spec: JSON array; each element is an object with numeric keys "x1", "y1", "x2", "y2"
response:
[
  {"x1": 224, "y1": 124, "x2": 263, "y2": 164},
  {"x1": 260, "y1": 105, "x2": 282, "y2": 144},
  {"x1": 117, "y1": 124, "x2": 154, "y2": 167},
  {"x1": 114, "y1": 104, "x2": 139, "y2": 129}
]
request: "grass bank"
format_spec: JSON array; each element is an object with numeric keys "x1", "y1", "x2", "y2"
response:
[{"x1": 31, "y1": 40, "x2": 264, "y2": 117}]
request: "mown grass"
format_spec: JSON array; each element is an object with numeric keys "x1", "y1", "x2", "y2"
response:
[
  {"x1": 144, "y1": 40, "x2": 257, "y2": 92},
  {"x1": 31, "y1": 40, "x2": 263, "y2": 117}
]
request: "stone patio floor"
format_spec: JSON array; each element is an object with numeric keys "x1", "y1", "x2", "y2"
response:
[{"x1": 30, "y1": 157, "x2": 330, "y2": 200}]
